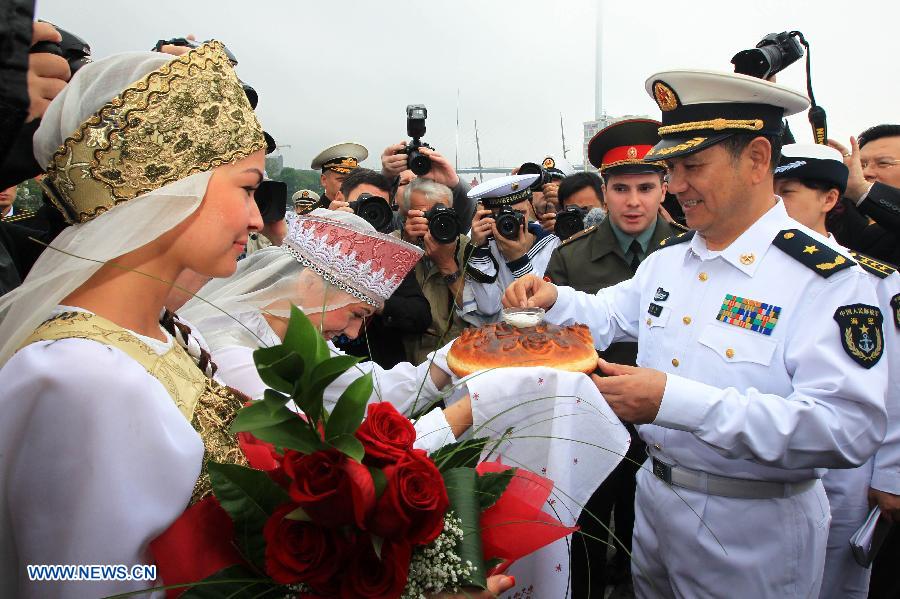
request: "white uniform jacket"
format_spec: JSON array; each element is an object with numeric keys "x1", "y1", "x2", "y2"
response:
[{"x1": 545, "y1": 200, "x2": 888, "y2": 482}]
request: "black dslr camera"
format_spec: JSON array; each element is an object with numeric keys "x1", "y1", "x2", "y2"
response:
[
  {"x1": 400, "y1": 105, "x2": 434, "y2": 176},
  {"x1": 350, "y1": 193, "x2": 394, "y2": 233},
  {"x1": 731, "y1": 31, "x2": 804, "y2": 80},
  {"x1": 517, "y1": 162, "x2": 553, "y2": 191},
  {"x1": 31, "y1": 23, "x2": 92, "y2": 75},
  {"x1": 494, "y1": 206, "x2": 526, "y2": 240},
  {"x1": 254, "y1": 180, "x2": 287, "y2": 224},
  {"x1": 423, "y1": 204, "x2": 460, "y2": 244},
  {"x1": 554, "y1": 205, "x2": 589, "y2": 240},
  {"x1": 153, "y1": 37, "x2": 258, "y2": 108}
]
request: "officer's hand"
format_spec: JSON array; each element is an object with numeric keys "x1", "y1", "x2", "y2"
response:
[
  {"x1": 403, "y1": 209, "x2": 429, "y2": 240},
  {"x1": 28, "y1": 21, "x2": 71, "y2": 122},
  {"x1": 828, "y1": 136, "x2": 871, "y2": 203},
  {"x1": 591, "y1": 359, "x2": 666, "y2": 424},
  {"x1": 423, "y1": 231, "x2": 457, "y2": 271},
  {"x1": 328, "y1": 199, "x2": 354, "y2": 213},
  {"x1": 502, "y1": 274, "x2": 558, "y2": 309},
  {"x1": 493, "y1": 219, "x2": 530, "y2": 262},
  {"x1": 539, "y1": 211, "x2": 557, "y2": 234},
  {"x1": 418, "y1": 147, "x2": 460, "y2": 188},
  {"x1": 427, "y1": 574, "x2": 515, "y2": 598},
  {"x1": 157, "y1": 34, "x2": 196, "y2": 57},
  {"x1": 470, "y1": 209, "x2": 494, "y2": 247},
  {"x1": 381, "y1": 141, "x2": 409, "y2": 178},
  {"x1": 868, "y1": 488, "x2": 900, "y2": 523}
]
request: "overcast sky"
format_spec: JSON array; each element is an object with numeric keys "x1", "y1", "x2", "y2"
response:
[{"x1": 36, "y1": 0, "x2": 899, "y2": 174}]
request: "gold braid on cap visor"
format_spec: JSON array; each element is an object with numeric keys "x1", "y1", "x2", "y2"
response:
[
  {"x1": 657, "y1": 118, "x2": 764, "y2": 136},
  {"x1": 42, "y1": 41, "x2": 266, "y2": 224}
]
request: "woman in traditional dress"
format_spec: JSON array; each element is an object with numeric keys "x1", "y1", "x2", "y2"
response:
[
  {"x1": 179, "y1": 208, "x2": 467, "y2": 449},
  {"x1": 0, "y1": 42, "x2": 510, "y2": 599}
]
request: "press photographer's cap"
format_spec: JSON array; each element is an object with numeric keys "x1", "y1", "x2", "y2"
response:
[
  {"x1": 310, "y1": 142, "x2": 368, "y2": 173},
  {"x1": 468, "y1": 174, "x2": 539, "y2": 208},
  {"x1": 775, "y1": 143, "x2": 849, "y2": 194},
  {"x1": 643, "y1": 69, "x2": 810, "y2": 160},
  {"x1": 541, "y1": 155, "x2": 575, "y2": 179},
  {"x1": 588, "y1": 118, "x2": 666, "y2": 176}
]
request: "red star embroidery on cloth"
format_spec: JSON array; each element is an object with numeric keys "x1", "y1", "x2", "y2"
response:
[
  {"x1": 537, "y1": 377, "x2": 544, "y2": 385},
  {"x1": 555, "y1": 563, "x2": 562, "y2": 572},
  {"x1": 473, "y1": 393, "x2": 479, "y2": 401}
]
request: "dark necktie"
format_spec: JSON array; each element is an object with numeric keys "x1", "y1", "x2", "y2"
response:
[{"x1": 629, "y1": 240, "x2": 642, "y2": 273}]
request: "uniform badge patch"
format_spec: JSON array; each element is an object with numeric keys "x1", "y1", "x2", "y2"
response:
[
  {"x1": 652, "y1": 81, "x2": 680, "y2": 112},
  {"x1": 716, "y1": 294, "x2": 781, "y2": 336},
  {"x1": 648, "y1": 303, "x2": 663, "y2": 317},
  {"x1": 654, "y1": 287, "x2": 669, "y2": 301},
  {"x1": 833, "y1": 304, "x2": 884, "y2": 368},
  {"x1": 891, "y1": 293, "x2": 900, "y2": 330}
]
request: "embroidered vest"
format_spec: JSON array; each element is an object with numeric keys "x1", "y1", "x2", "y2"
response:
[{"x1": 21, "y1": 311, "x2": 249, "y2": 504}]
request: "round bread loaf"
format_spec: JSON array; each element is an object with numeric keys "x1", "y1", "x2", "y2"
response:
[{"x1": 447, "y1": 321, "x2": 596, "y2": 377}]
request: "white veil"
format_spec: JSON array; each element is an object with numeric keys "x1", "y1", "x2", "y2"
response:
[{"x1": 0, "y1": 51, "x2": 216, "y2": 364}]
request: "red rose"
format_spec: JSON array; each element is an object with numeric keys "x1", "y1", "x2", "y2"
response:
[
  {"x1": 369, "y1": 449, "x2": 449, "y2": 545},
  {"x1": 283, "y1": 449, "x2": 375, "y2": 528},
  {"x1": 356, "y1": 402, "x2": 417, "y2": 467},
  {"x1": 340, "y1": 534, "x2": 411, "y2": 599},
  {"x1": 263, "y1": 502, "x2": 345, "y2": 594}
]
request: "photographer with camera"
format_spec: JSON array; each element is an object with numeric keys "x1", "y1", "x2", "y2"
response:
[
  {"x1": 381, "y1": 105, "x2": 475, "y2": 227},
  {"x1": 327, "y1": 167, "x2": 396, "y2": 232},
  {"x1": 543, "y1": 119, "x2": 680, "y2": 598},
  {"x1": 395, "y1": 177, "x2": 472, "y2": 365},
  {"x1": 544, "y1": 171, "x2": 606, "y2": 240},
  {"x1": 517, "y1": 155, "x2": 573, "y2": 233},
  {"x1": 309, "y1": 141, "x2": 368, "y2": 209},
  {"x1": 463, "y1": 173, "x2": 560, "y2": 323}
]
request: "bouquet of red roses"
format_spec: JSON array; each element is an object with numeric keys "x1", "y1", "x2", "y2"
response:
[{"x1": 147, "y1": 308, "x2": 574, "y2": 599}]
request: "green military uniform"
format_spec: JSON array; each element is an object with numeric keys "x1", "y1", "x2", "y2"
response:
[
  {"x1": 545, "y1": 214, "x2": 680, "y2": 364},
  {"x1": 392, "y1": 231, "x2": 473, "y2": 365}
]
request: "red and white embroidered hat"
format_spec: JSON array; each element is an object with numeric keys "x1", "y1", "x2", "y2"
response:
[{"x1": 282, "y1": 209, "x2": 423, "y2": 308}]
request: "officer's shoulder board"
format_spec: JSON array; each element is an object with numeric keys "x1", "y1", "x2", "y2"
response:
[
  {"x1": 558, "y1": 224, "x2": 598, "y2": 247},
  {"x1": 848, "y1": 251, "x2": 897, "y2": 280},
  {"x1": 657, "y1": 230, "x2": 695, "y2": 248},
  {"x1": 668, "y1": 220, "x2": 691, "y2": 233},
  {"x1": 772, "y1": 229, "x2": 855, "y2": 278},
  {"x1": 1, "y1": 209, "x2": 36, "y2": 224}
]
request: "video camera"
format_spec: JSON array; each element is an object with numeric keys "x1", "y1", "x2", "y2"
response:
[
  {"x1": 31, "y1": 23, "x2": 92, "y2": 75},
  {"x1": 423, "y1": 204, "x2": 460, "y2": 244},
  {"x1": 153, "y1": 37, "x2": 257, "y2": 108},
  {"x1": 554, "y1": 205, "x2": 589, "y2": 240},
  {"x1": 349, "y1": 193, "x2": 394, "y2": 233},
  {"x1": 399, "y1": 105, "x2": 434, "y2": 176}
]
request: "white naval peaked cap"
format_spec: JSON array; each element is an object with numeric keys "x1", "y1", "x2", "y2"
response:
[
  {"x1": 310, "y1": 142, "x2": 369, "y2": 172},
  {"x1": 468, "y1": 174, "x2": 539, "y2": 207}
]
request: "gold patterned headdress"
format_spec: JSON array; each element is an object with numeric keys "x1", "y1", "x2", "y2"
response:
[{"x1": 42, "y1": 41, "x2": 266, "y2": 224}]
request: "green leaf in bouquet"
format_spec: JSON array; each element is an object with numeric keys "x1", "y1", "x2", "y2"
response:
[
  {"x1": 177, "y1": 565, "x2": 271, "y2": 599},
  {"x1": 369, "y1": 466, "x2": 387, "y2": 499},
  {"x1": 329, "y1": 433, "x2": 365, "y2": 462},
  {"x1": 290, "y1": 376, "x2": 323, "y2": 424},
  {"x1": 307, "y1": 354, "x2": 362, "y2": 401},
  {"x1": 429, "y1": 437, "x2": 490, "y2": 472},
  {"x1": 283, "y1": 305, "x2": 330, "y2": 366},
  {"x1": 230, "y1": 397, "x2": 297, "y2": 435},
  {"x1": 208, "y1": 463, "x2": 289, "y2": 570},
  {"x1": 442, "y1": 467, "x2": 487, "y2": 589},
  {"x1": 476, "y1": 469, "x2": 515, "y2": 511},
  {"x1": 285, "y1": 506, "x2": 311, "y2": 521},
  {"x1": 250, "y1": 418, "x2": 324, "y2": 454},
  {"x1": 253, "y1": 345, "x2": 302, "y2": 394},
  {"x1": 262, "y1": 388, "x2": 291, "y2": 414},
  {"x1": 324, "y1": 372, "x2": 373, "y2": 441}
]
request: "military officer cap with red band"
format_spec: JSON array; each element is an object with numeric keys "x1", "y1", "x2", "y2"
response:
[{"x1": 587, "y1": 118, "x2": 666, "y2": 176}]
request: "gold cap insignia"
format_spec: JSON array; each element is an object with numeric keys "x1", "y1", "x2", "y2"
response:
[
  {"x1": 627, "y1": 146, "x2": 638, "y2": 159},
  {"x1": 301, "y1": 191, "x2": 310, "y2": 198},
  {"x1": 542, "y1": 157, "x2": 555, "y2": 169},
  {"x1": 42, "y1": 42, "x2": 266, "y2": 224},
  {"x1": 511, "y1": 183, "x2": 520, "y2": 191},
  {"x1": 653, "y1": 81, "x2": 679, "y2": 112}
]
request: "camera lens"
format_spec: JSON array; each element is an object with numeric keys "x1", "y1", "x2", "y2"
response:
[
  {"x1": 495, "y1": 209, "x2": 524, "y2": 240},
  {"x1": 408, "y1": 151, "x2": 432, "y2": 176},
  {"x1": 426, "y1": 207, "x2": 460, "y2": 244},
  {"x1": 351, "y1": 194, "x2": 394, "y2": 233},
  {"x1": 554, "y1": 209, "x2": 586, "y2": 240}
]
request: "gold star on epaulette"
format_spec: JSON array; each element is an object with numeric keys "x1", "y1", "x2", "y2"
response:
[
  {"x1": 772, "y1": 229, "x2": 855, "y2": 278},
  {"x1": 803, "y1": 245, "x2": 819, "y2": 254},
  {"x1": 849, "y1": 251, "x2": 897, "y2": 280}
]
